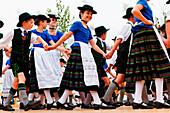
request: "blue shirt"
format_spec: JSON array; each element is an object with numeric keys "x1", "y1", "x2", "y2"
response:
[
  {"x1": 31, "y1": 29, "x2": 53, "y2": 48},
  {"x1": 132, "y1": 0, "x2": 154, "y2": 33},
  {"x1": 6, "y1": 59, "x2": 12, "y2": 69},
  {"x1": 69, "y1": 21, "x2": 93, "y2": 47}
]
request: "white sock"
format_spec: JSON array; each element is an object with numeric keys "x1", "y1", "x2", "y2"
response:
[
  {"x1": 90, "y1": 91, "x2": 101, "y2": 105},
  {"x1": 155, "y1": 78, "x2": 164, "y2": 103},
  {"x1": 134, "y1": 80, "x2": 145, "y2": 104},
  {"x1": 58, "y1": 89, "x2": 72, "y2": 104},
  {"x1": 148, "y1": 94, "x2": 153, "y2": 101},
  {"x1": 28, "y1": 93, "x2": 35, "y2": 101},
  {"x1": 44, "y1": 90, "x2": 53, "y2": 104}
]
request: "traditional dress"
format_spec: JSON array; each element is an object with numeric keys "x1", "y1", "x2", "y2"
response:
[
  {"x1": 125, "y1": 0, "x2": 170, "y2": 82},
  {"x1": 60, "y1": 21, "x2": 99, "y2": 91}
]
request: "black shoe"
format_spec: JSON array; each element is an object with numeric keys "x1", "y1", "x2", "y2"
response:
[
  {"x1": 47, "y1": 103, "x2": 53, "y2": 110},
  {"x1": 3, "y1": 105, "x2": 15, "y2": 111},
  {"x1": 124, "y1": 102, "x2": 132, "y2": 106},
  {"x1": 117, "y1": 102, "x2": 123, "y2": 106},
  {"x1": 101, "y1": 99, "x2": 116, "y2": 109},
  {"x1": 56, "y1": 101, "x2": 73, "y2": 110},
  {"x1": 24, "y1": 100, "x2": 41, "y2": 111},
  {"x1": 148, "y1": 101, "x2": 156, "y2": 108},
  {"x1": 68, "y1": 104, "x2": 76, "y2": 108},
  {"x1": 132, "y1": 102, "x2": 153, "y2": 109},
  {"x1": 81, "y1": 103, "x2": 94, "y2": 109},
  {"x1": 155, "y1": 101, "x2": 170, "y2": 109},
  {"x1": 20, "y1": 102, "x2": 25, "y2": 109},
  {"x1": 76, "y1": 103, "x2": 81, "y2": 107},
  {"x1": 93, "y1": 104, "x2": 100, "y2": 110}
]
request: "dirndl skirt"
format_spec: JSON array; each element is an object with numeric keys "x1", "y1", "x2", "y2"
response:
[
  {"x1": 125, "y1": 27, "x2": 170, "y2": 82},
  {"x1": 60, "y1": 46, "x2": 98, "y2": 91}
]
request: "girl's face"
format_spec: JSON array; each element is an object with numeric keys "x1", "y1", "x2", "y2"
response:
[
  {"x1": 41, "y1": 20, "x2": 48, "y2": 29},
  {"x1": 81, "y1": 10, "x2": 93, "y2": 22},
  {"x1": 4, "y1": 49, "x2": 10, "y2": 57},
  {"x1": 49, "y1": 17, "x2": 57, "y2": 28}
]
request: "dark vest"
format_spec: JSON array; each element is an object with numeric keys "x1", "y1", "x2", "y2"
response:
[
  {"x1": 11, "y1": 29, "x2": 31, "y2": 63},
  {"x1": 91, "y1": 38, "x2": 106, "y2": 66},
  {"x1": 0, "y1": 33, "x2": 3, "y2": 77}
]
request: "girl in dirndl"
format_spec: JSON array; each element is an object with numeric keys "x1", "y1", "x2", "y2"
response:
[
  {"x1": 125, "y1": 0, "x2": 170, "y2": 109},
  {"x1": 48, "y1": 4, "x2": 113, "y2": 110}
]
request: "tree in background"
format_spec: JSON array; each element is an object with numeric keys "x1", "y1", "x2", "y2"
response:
[{"x1": 46, "y1": 0, "x2": 75, "y2": 34}]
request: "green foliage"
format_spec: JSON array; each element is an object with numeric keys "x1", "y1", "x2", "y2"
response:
[{"x1": 46, "y1": 0, "x2": 75, "y2": 34}]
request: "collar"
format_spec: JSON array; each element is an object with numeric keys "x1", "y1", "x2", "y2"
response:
[
  {"x1": 127, "y1": 21, "x2": 133, "y2": 26},
  {"x1": 19, "y1": 27, "x2": 30, "y2": 33}
]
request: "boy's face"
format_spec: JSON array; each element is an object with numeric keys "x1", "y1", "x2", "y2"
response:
[
  {"x1": 49, "y1": 17, "x2": 57, "y2": 28},
  {"x1": 22, "y1": 19, "x2": 34, "y2": 30},
  {"x1": 101, "y1": 32, "x2": 107, "y2": 40}
]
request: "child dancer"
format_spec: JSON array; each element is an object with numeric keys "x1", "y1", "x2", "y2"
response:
[
  {"x1": 48, "y1": 4, "x2": 113, "y2": 110},
  {"x1": 0, "y1": 12, "x2": 48, "y2": 111},
  {"x1": 125, "y1": 0, "x2": 170, "y2": 109}
]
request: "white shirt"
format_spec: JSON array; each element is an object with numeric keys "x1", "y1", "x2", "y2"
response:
[
  {"x1": 116, "y1": 21, "x2": 133, "y2": 43},
  {"x1": 0, "y1": 27, "x2": 39, "y2": 49}
]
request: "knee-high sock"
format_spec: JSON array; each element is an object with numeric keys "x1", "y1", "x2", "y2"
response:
[
  {"x1": 155, "y1": 78, "x2": 164, "y2": 103},
  {"x1": 134, "y1": 80, "x2": 145, "y2": 103},
  {"x1": 18, "y1": 83, "x2": 29, "y2": 106},
  {"x1": 103, "y1": 82, "x2": 119, "y2": 102},
  {"x1": 28, "y1": 92, "x2": 35, "y2": 101},
  {"x1": 142, "y1": 85, "x2": 149, "y2": 104},
  {"x1": 119, "y1": 87, "x2": 125, "y2": 102},
  {"x1": 127, "y1": 93, "x2": 133, "y2": 103},
  {"x1": 90, "y1": 91, "x2": 101, "y2": 104},
  {"x1": 4, "y1": 87, "x2": 17, "y2": 106},
  {"x1": 44, "y1": 90, "x2": 53, "y2": 104},
  {"x1": 79, "y1": 91, "x2": 86, "y2": 104},
  {"x1": 58, "y1": 89, "x2": 72, "y2": 104}
]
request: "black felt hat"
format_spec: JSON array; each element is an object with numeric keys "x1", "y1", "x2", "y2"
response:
[
  {"x1": 122, "y1": 7, "x2": 133, "y2": 19},
  {"x1": 17, "y1": 12, "x2": 36, "y2": 27},
  {"x1": 166, "y1": 0, "x2": 170, "y2": 4},
  {"x1": 48, "y1": 14, "x2": 60, "y2": 19},
  {"x1": 0, "y1": 20, "x2": 4, "y2": 28},
  {"x1": 35, "y1": 14, "x2": 51, "y2": 25},
  {"x1": 94, "y1": 26, "x2": 109, "y2": 36},
  {"x1": 78, "y1": 4, "x2": 97, "y2": 14}
]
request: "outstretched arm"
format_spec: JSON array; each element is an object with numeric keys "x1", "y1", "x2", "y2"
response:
[
  {"x1": 89, "y1": 39, "x2": 106, "y2": 57},
  {"x1": 2, "y1": 65, "x2": 10, "y2": 74},
  {"x1": 48, "y1": 31, "x2": 73, "y2": 50}
]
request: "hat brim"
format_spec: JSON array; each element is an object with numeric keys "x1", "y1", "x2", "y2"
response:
[
  {"x1": 122, "y1": 14, "x2": 132, "y2": 19},
  {"x1": 166, "y1": 0, "x2": 170, "y2": 4},
  {"x1": 17, "y1": 15, "x2": 36, "y2": 27},
  {"x1": 94, "y1": 28, "x2": 110, "y2": 36},
  {"x1": 78, "y1": 7, "x2": 97, "y2": 14}
]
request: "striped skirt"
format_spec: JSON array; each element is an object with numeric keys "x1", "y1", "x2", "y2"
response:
[
  {"x1": 125, "y1": 27, "x2": 170, "y2": 82},
  {"x1": 60, "y1": 46, "x2": 98, "y2": 91}
]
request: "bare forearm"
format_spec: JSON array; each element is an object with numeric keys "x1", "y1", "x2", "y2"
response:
[
  {"x1": 92, "y1": 44, "x2": 105, "y2": 56},
  {"x1": 166, "y1": 21, "x2": 170, "y2": 42}
]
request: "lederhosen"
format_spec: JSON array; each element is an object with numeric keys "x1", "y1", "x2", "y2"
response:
[
  {"x1": 10, "y1": 29, "x2": 31, "y2": 86},
  {"x1": 0, "y1": 33, "x2": 3, "y2": 77},
  {"x1": 91, "y1": 38, "x2": 107, "y2": 97}
]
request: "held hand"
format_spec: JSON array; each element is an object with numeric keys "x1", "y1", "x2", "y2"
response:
[
  {"x1": 105, "y1": 52, "x2": 113, "y2": 59},
  {"x1": 47, "y1": 46, "x2": 56, "y2": 51},
  {"x1": 163, "y1": 39, "x2": 170, "y2": 49},
  {"x1": 43, "y1": 44, "x2": 48, "y2": 51}
]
